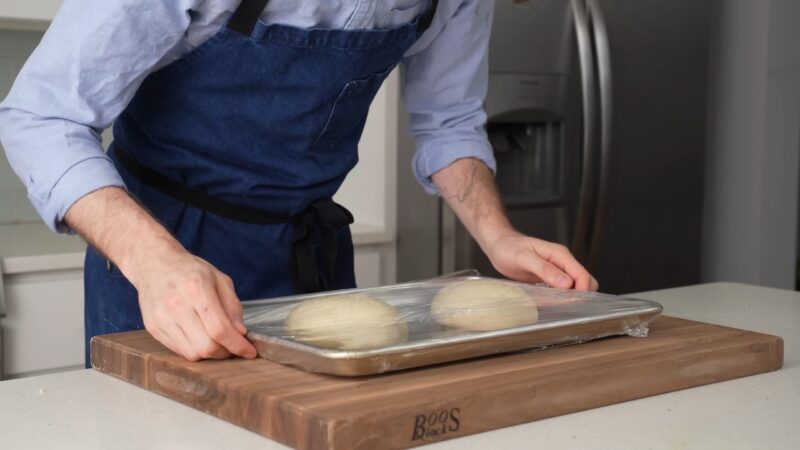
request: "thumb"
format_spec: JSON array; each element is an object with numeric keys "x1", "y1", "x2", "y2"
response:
[{"x1": 216, "y1": 273, "x2": 247, "y2": 335}]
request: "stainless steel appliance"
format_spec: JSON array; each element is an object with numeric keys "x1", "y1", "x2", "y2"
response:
[{"x1": 397, "y1": 0, "x2": 710, "y2": 294}]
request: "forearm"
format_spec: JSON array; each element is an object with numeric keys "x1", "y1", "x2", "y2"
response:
[
  {"x1": 64, "y1": 186, "x2": 184, "y2": 284},
  {"x1": 66, "y1": 186, "x2": 256, "y2": 359},
  {"x1": 432, "y1": 158, "x2": 514, "y2": 252}
]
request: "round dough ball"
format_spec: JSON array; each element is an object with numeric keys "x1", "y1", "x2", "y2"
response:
[
  {"x1": 284, "y1": 293, "x2": 408, "y2": 350},
  {"x1": 431, "y1": 279, "x2": 539, "y2": 331}
]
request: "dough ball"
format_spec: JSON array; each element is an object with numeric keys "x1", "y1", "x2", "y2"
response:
[
  {"x1": 431, "y1": 279, "x2": 539, "y2": 331},
  {"x1": 284, "y1": 293, "x2": 408, "y2": 350}
]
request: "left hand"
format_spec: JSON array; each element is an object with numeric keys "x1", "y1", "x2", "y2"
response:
[
  {"x1": 485, "y1": 229, "x2": 598, "y2": 291},
  {"x1": 430, "y1": 158, "x2": 597, "y2": 291}
]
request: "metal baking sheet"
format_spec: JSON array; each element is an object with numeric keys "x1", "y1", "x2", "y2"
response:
[{"x1": 243, "y1": 275, "x2": 663, "y2": 376}]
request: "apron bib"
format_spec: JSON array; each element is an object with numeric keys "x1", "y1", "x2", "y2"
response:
[{"x1": 83, "y1": 0, "x2": 438, "y2": 365}]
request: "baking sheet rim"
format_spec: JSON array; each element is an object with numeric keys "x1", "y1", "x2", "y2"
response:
[{"x1": 243, "y1": 277, "x2": 664, "y2": 369}]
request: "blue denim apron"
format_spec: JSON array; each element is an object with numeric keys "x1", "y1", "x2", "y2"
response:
[{"x1": 83, "y1": 0, "x2": 438, "y2": 365}]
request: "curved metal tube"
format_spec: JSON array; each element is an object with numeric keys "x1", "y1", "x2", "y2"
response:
[
  {"x1": 569, "y1": 0, "x2": 596, "y2": 263},
  {"x1": 586, "y1": 0, "x2": 613, "y2": 268}
]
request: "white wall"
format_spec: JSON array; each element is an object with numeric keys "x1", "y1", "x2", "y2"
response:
[
  {"x1": 0, "y1": 30, "x2": 44, "y2": 224},
  {"x1": 334, "y1": 70, "x2": 399, "y2": 232},
  {"x1": 702, "y1": 0, "x2": 800, "y2": 288},
  {"x1": 0, "y1": 1, "x2": 61, "y2": 30}
]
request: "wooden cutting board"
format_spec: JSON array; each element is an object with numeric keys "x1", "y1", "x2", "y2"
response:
[{"x1": 91, "y1": 316, "x2": 783, "y2": 450}]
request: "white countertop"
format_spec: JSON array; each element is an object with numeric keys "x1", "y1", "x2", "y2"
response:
[
  {"x1": 0, "y1": 282, "x2": 797, "y2": 449},
  {"x1": 0, "y1": 222, "x2": 394, "y2": 275}
]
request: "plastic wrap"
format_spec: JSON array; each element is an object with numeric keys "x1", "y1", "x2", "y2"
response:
[{"x1": 242, "y1": 272, "x2": 663, "y2": 376}]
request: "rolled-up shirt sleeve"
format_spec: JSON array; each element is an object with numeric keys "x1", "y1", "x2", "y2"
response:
[
  {"x1": 0, "y1": 0, "x2": 198, "y2": 233},
  {"x1": 401, "y1": 0, "x2": 495, "y2": 194}
]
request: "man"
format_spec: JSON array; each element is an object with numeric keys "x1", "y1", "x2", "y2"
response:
[{"x1": 0, "y1": 0, "x2": 597, "y2": 365}]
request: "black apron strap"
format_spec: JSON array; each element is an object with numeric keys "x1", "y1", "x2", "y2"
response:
[
  {"x1": 113, "y1": 143, "x2": 287, "y2": 225},
  {"x1": 113, "y1": 143, "x2": 353, "y2": 295},
  {"x1": 291, "y1": 200, "x2": 354, "y2": 293},
  {"x1": 228, "y1": 0, "x2": 270, "y2": 36}
]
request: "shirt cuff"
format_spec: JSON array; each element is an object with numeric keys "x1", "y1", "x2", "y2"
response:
[
  {"x1": 30, "y1": 156, "x2": 127, "y2": 234},
  {"x1": 412, "y1": 133, "x2": 497, "y2": 195}
]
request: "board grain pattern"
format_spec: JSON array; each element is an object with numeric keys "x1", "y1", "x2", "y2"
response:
[{"x1": 91, "y1": 316, "x2": 783, "y2": 450}]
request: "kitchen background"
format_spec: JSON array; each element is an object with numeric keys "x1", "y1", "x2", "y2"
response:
[
  {"x1": 397, "y1": 0, "x2": 800, "y2": 294},
  {"x1": 0, "y1": 0, "x2": 798, "y2": 380},
  {"x1": 0, "y1": 29, "x2": 40, "y2": 224}
]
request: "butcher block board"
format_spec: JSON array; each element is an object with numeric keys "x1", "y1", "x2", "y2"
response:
[{"x1": 91, "y1": 316, "x2": 783, "y2": 450}]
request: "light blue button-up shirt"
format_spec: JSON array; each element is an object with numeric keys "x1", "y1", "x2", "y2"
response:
[{"x1": 0, "y1": 0, "x2": 495, "y2": 233}]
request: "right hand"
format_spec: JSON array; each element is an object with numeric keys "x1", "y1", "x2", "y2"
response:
[
  {"x1": 127, "y1": 249, "x2": 258, "y2": 361},
  {"x1": 62, "y1": 187, "x2": 256, "y2": 362}
]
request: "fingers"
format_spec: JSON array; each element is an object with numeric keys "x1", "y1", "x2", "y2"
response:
[
  {"x1": 501, "y1": 238, "x2": 597, "y2": 291},
  {"x1": 140, "y1": 269, "x2": 256, "y2": 361},
  {"x1": 537, "y1": 243, "x2": 594, "y2": 291},
  {"x1": 215, "y1": 273, "x2": 247, "y2": 335},
  {"x1": 145, "y1": 322, "x2": 183, "y2": 357},
  {"x1": 515, "y1": 252, "x2": 573, "y2": 289},
  {"x1": 192, "y1": 276, "x2": 257, "y2": 359},
  {"x1": 589, "y1": 276, "x2": 599, "y2": 292},
  {"x1": 177, "y1": 312, "x2": 231, "y2": 360},
  {"x1": 146, "y1": 296, "x2": 230, "y2": 360}
]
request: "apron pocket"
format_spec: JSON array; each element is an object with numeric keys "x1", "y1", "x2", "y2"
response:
[{"x1": 314, "y1": 64, "x2": 397, "y2": 146}]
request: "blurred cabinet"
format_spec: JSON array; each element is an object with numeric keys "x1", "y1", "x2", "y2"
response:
[
  {"x1": 1, "y1": 268, "x2": 84, "y2": 379},
  {"x1": 0, "y1": 0, "x2": 61, "y2": 30},
  {"x1": 702, "y1": 0, "x2": 800, "y2": 289},
  {"x1": 354, "y1": 242, "x2": 397, "y2": 288}
]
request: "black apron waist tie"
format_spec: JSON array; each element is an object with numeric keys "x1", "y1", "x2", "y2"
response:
[{"x1": 112, "y1": 143, "x2": 353, "y2": 294}]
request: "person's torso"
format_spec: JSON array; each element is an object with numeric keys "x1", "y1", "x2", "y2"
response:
[
  {"x1": 106, "y1": 0, "x2": 440, "y2": 298},
  {"x1": 112, "y1": 0, "x2": 438, "y2": 216}
]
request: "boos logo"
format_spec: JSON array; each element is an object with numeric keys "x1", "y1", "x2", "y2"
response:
[{"x1": 410, "y1": 408, "x2": 461, "y2": 441}]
